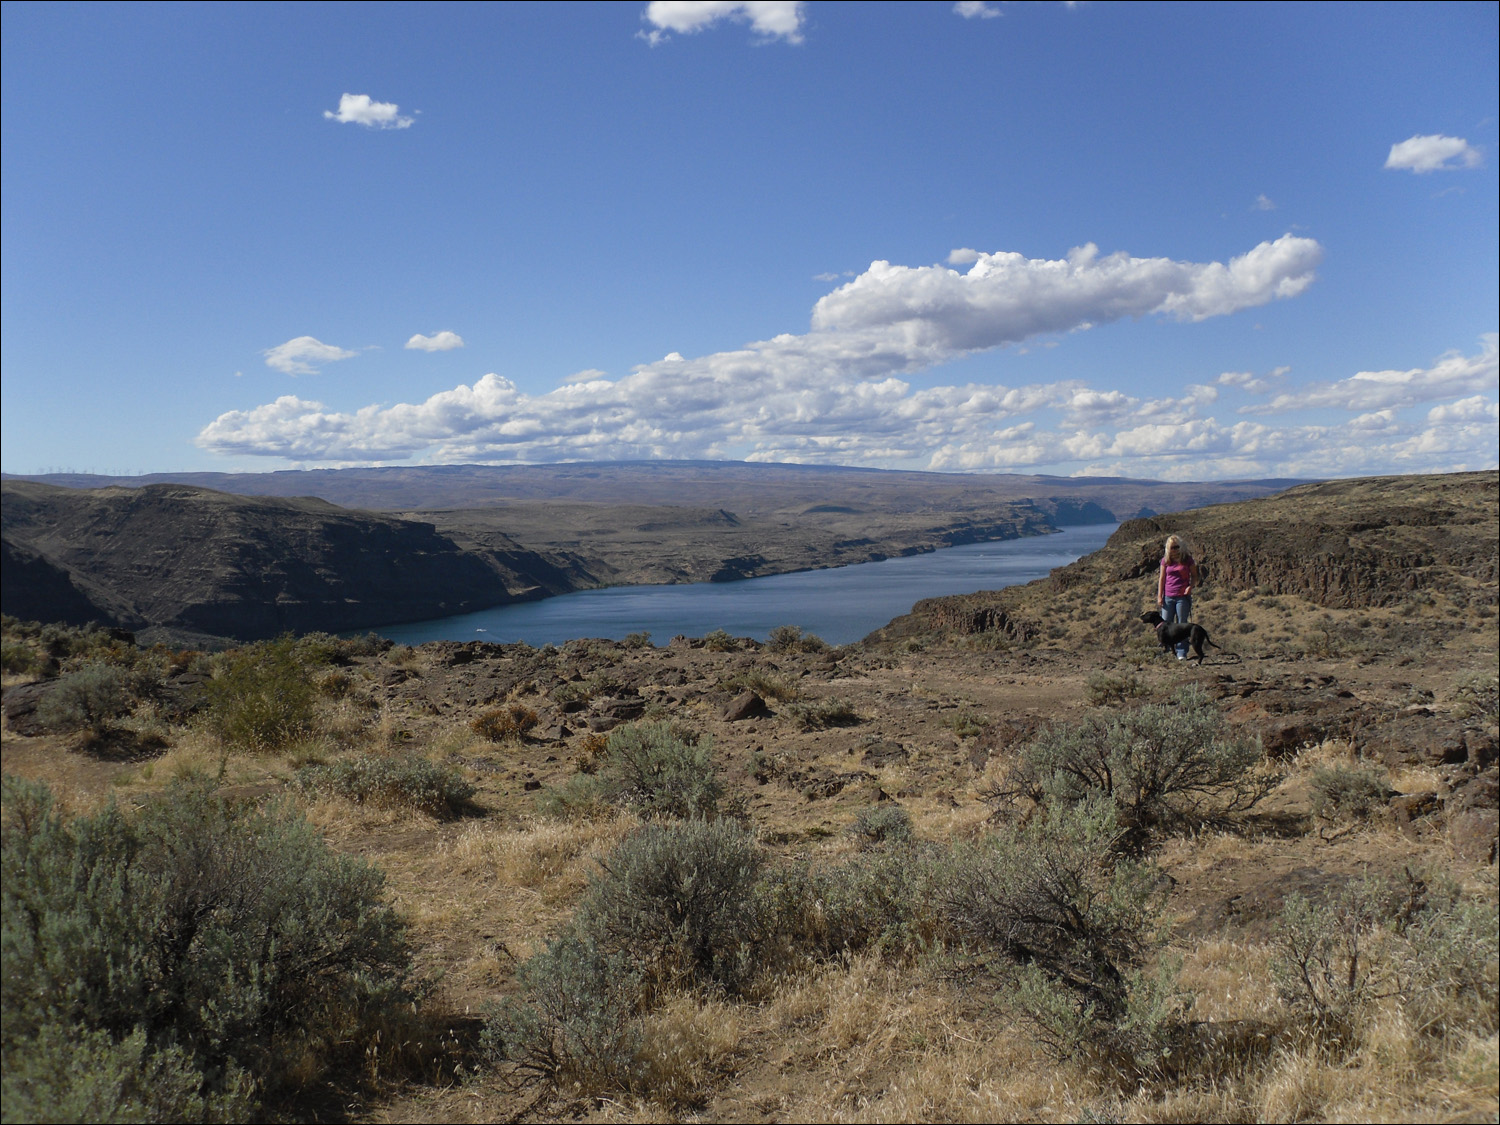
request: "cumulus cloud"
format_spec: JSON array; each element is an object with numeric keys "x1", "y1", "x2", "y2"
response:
[
  {"x1": 954, "y1": 1, "x2": 1002, "y2": 18},
  {"x1": 640, "y1": 1, "x2": 804, "y2": 45},
  {"x1": 262, "y1": 336, "x2": 357, "y2": 376},
  {"x1": 1384, "y1": 134, "x2": 1481, "y2": 173},
  {"x1": 1248, "y1": 335, "x2": 1498, "y2": 413},
  {"x1": 405, "y1": 331, "x2": 465, "y2": 352},
  {"x1": 200, "y1": 239, "x2": 1492, "y2": 479},
  {"x1": 323, "y1": 93, "x2": 414, "y2": 130},
  {"x1": 946, "y1": 247, "x2": 981, "y2": 265}
]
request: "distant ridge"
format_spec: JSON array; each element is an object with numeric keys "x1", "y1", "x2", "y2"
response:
[{"x1": 0, "y1": 461, "x2": 1311, "y2": 518}]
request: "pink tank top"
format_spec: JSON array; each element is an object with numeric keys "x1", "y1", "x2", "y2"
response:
[{"x1": 1161, "y1": 555, "x2": 1193, "y2": 598}]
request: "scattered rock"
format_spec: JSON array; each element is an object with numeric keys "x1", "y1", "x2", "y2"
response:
[
  {"x1": 861, "y1": 740, "x2": 909, "y2": 767},
  {"x1": 723, "y1": 691, "x2": 772, "y2": 722}
]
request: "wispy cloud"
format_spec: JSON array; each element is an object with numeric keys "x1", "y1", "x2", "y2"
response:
[
  {"x1": 1251, "y1": 193, "x2": 1275, "y2": 211},
  {"x1": 323, "y1": 93, "x2": 415, "y2": 130},
  {"x1": 1243, "y1": 335, "x2": 1498, "y2": 413},
  {"x1": 953, "y1": 1, "x2": 1002, "y2": 19},
  {"x1": 262, "y1": 336, "x2": 357, "y2": 376},
  {"x1": 405, "y1": 331, "x2": 465, "y2": 352},
  {"x1": 640, "y1": 1, "x2": 804, "y2": 46},
  {"x1": 1384, "y1": 134, "x2": 1481, "y2": 173}
]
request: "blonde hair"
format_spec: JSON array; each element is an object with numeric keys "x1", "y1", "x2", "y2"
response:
[{"x1": 1163, "y1": 535, "x2": 1183, "y2": 556}]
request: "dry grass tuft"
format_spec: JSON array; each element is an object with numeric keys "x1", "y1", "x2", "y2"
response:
[{"x1": 442, "y1": 814, "x2": 636, "y2": 896}]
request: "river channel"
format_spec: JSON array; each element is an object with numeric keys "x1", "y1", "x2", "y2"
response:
[{"x1": 371, "y1": 523, "x2": 1120, "y2": 648}]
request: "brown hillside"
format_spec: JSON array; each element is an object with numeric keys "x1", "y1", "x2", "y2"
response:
[{"x1": 873, "y1": 470, "x2": 1498, "y2": 648}]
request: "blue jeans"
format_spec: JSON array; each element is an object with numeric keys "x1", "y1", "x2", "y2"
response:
[{"x1": 1162, "y1": 595, "x2": 1192, "y2": 658}]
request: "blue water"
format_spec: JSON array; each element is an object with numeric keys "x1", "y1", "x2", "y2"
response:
[{"x1": 371, "y1": 523, "x2": 1119, "y2": 647}]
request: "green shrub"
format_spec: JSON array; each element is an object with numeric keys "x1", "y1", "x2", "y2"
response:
[
  {"x1": 1, "y1": 1023, "x2": 252, "y2": 1124},
  {"x1": 1308, "y1": 762, "x2": 1388, "y2": 838},
  {"x1": 766, "y1": 624, "x2": 829, "y2": 654},
  {"x1": 1271, "y1": 872, "x2": 1499, "y2": 1041},
  {"x1": 943, "y1": 709, "x2": 991, "y2": 739},
  {"x1": 1, "y1": 776, "x2": 411, "y2": 1114},
  {"x1": 986, "y1": 688, "x2": 1273, "y2": 845},
  {"x1": 553, "y1": 721, "x2": 724, "y2": 821},
  {"x1": 1452, "y1": 670, "x2": 1500, "y2": 724},
  {"x1": 849, "y1": 803, "x2": 913, "y2": 846},
  {"x1": 199, "y1": 636, "x2": 319, "y2": 751},
  {"x1": 534, "y1": 771, "x2": 616, "y2": 820},
  {"x1": 1085, "y1": 671, "x2": 1150, "y2": 706},
  {"x1": 701, "y1": 629, "x2": 737, "y2": 652},
  {"x1": 35, "y1": 661, "x2": 138, "y2": 732},
  {"x1": 293, "y1": 752, "x2": 476, "y2": 816},
  {"x1": 575, "y1": 818, "x2": 764, "y2": 994},
  {"x1": 941, "y1": 801, "x2": 1182, "y2": 1071},
  {"x1": 1, "y1": 639, "x2": 41, "y2": 676},
  {"x1": 622, "y1": 631, "x2": 653, "y2": 649},
  {"x1": 758, "y1": 844, "x2": 940, "y2": 963},
  {"x1": 480, "y1": 932, "x2": 646, "y2": 1096},
  {"x1": 722, "y1": 668, "x2": 798, "y2": 701}
]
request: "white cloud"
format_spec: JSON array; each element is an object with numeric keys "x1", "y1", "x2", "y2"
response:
[
  {"x1": 323, "y1": 93, "x2": 414, "y2": 130},
  {"x1": 1251, "y1": 193, "x2": 1275, "y2": 211},
  {"x1": 1384, "y1": 134, "x2": 1481, "y2": 173},
  {"x1": 640, "y1": 1, "x2": 804, "y2": 45},
  {"x1": 946, "y1": 247, "x2": 981, "y2": 265},
  {"x1": 200, "y1": 241, "x2": 1492, "y2": 480},
  {"x1": 1427, "y1": 395, "x2": 1499, "y2": 425},
  {"x1": 405, "y1": 331, "x2": 465, "y2": 352},
  {"x1": 954, "y1": 1, "x2": 1002, "y2": 18},
  {"x1": 813, "y1": 272, "x2": 842, "y2": 282},
  {"x1": 262, "y1": 336, "x2": 357, "y2": 376},
  {"x1": 1249, "y1": 335, "x2": 1498, "y2": 413}
]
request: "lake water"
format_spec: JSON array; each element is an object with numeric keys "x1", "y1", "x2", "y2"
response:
[{"x1": 371, "y1": 523, "x2": 1120, "y2": 647}]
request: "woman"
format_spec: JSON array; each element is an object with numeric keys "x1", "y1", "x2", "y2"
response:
[{"x1": 1156, "y1": 535, "x2": 1198, "y2": 660}]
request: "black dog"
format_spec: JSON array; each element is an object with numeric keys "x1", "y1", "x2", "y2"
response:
[{"x1": 1139, "y1": 609, "x2": 1222, "y2": 663}]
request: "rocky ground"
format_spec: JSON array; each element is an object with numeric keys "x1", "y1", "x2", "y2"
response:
[{"x1": 2, "y1": 470, "x2": 1496, "y2": 1123}]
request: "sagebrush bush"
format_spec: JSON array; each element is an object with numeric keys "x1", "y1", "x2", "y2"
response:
[
  {"x1": 199, "y1": 635, "x2": 320, "y2": 751},
  {"x1": 0, "y1": 1023, "x2": 252, "y2": 1124},
  {"x1": 34, "y1": 660, "x2": 139, "y2": 733},
  {"x1": 1451, "y1": 670, "x2": 1499, "y2": 724},
  {"x1": 758, "y1": 844, "x2": 940, "y2": 963},
  {"x1": 575, "y1": 818, "x2": 764, "y2": 995},
  {"x1": 849, "y1": 803, "x2": 913, "y2": 846},
  {"x1": 701, "y1": 629, "x2": 737, "y2": 652},
  {"x1": 294, "y1": 752, "x2": 476, "y2": 816},
  {"x1": 986, "y1": 688, "x2": 1273, "y2": 844},
  {"x1": 1308, "y1": 762, "x2": 1389, "y2": 837},
  {"x1": 1, "y1": 776, "x2": 412, "y2": 1116},
  {"x1": 766, "y1": 624, "x2": 829, "y2": 654},
  {"x1": 481, "y1": 932, "x2": 647, "y2": 1096},
  {"x1": 1272, "y1": 872, "x2": 1499, "y2": 1042},
  {"x1": 941, "y1": 800, "x2": 1182, "y2": 1072},
  {"x1": 543, "y1": 721, "x2": 725, "y2": 821}
]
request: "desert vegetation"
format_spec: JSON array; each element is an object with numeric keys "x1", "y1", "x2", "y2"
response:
[{"x1": 1, "y1": 473, "x2": 1496, "y2": 1122}]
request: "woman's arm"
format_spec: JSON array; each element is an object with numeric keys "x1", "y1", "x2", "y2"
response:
[{"x1": 1157, "y1": 561, "x2": 1166, "y2": 604}]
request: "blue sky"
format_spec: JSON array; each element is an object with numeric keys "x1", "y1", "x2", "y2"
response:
[{"x1": 3, "y1": 1, "x2": 1495, "y2": 481}]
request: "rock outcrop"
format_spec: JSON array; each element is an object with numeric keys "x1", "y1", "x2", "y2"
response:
[{"x1": 1, "y1": 481, "x2": 568, "y2": 644}]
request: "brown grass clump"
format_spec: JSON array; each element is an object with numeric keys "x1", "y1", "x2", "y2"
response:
[{"x1": 471, "y1": 702, "x2": 539, "y2": 742}]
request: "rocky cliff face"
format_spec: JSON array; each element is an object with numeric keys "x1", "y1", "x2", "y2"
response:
[
  {"x1": 870, "y1": 471, "x2": 1499, "y2": 643},
  {"x1": 0, "y1": 482, "x2": 565, "y2": 644}
]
